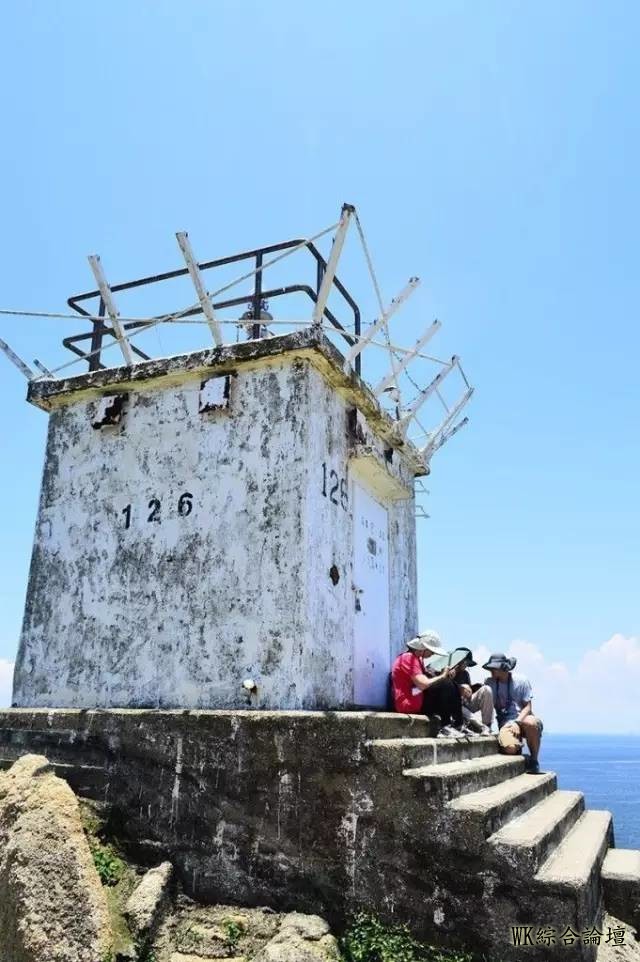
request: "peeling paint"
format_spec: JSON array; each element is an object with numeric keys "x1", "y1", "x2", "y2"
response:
[{"x1": 15, "y1": 341, "x2": 419, "y2": 710}]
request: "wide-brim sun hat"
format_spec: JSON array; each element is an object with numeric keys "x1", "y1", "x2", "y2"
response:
[
  {"x1": 482, "y1": 652, "x2": 517, "y2": 672},
  {"x1": 408, "y1": 631, "x2": 447, "y2": 656}
]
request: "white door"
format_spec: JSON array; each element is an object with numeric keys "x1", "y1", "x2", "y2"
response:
[{"x1": 352, "y1": 482, "x2": 391, "y2": 706}]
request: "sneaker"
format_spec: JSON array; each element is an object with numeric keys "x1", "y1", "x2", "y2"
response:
[
  {"x1": 440, "y1": 725, "x2": 466, "y2": 740},
  {"x1": 427, "y1": 714, "x2": 441, "y2": 738},
  {"x1": 460, "y1": 725, "x2": 481, "y2": 738},
  {"x1": 525, "y1": 756, "x2": 541, "y2": 775}
]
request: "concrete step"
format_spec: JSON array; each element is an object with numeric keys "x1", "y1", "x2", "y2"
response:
[
  {"x1": 447, "y1": 772, "x2": 557, "y2": 851},
  {"x1": 601, "y1": 848, "x2": 640, "y2": 929},
  {"x1": 403, "y1": 754, "x2": 525, "y2": 801},
  {"x1": 368, "y1": 735, "x2": 497, "y2": 772},
  {"x1": 363, "y1": 712, "x2": 430, "y2": 740},
  {"x1": 488, "y1": 790, "x2": 584, "y2": 876},
  {"x1": 536, "y1": 810, "x2": 613, "y2": 891}
]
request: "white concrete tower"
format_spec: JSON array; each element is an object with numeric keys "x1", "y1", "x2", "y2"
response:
[{"x1": 13, "y1": 329, "x2": 423, "y2": 710}]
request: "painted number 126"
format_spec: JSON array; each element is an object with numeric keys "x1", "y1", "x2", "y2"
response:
[{"x1": 121, "y1": 492, "x2": 194, "y2": 529}]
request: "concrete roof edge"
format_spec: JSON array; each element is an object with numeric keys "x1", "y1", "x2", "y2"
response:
[{"x1": 26, "y1": 328, "x2": 427, "y2": 475}]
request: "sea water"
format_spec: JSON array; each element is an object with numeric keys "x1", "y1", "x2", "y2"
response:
[{"x1": 541, "y1": 734, "x2": 640, "y2": 849}]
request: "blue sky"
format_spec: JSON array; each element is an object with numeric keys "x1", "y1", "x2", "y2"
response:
[{"x1": 1, "y1": 2, "x2": 639, "y2": 728}]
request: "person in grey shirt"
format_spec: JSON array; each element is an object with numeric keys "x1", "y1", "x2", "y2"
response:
[{"x1": 483, "y1": 653, "x2": 543, "y2": 774}]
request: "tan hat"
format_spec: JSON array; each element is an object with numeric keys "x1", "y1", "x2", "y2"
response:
[
  {"x1": 498, "y1": 725, "x2": 523, "y2": 753},
  {"x1": 407, "y1": 630, "x2": 447, "y2": 656}
]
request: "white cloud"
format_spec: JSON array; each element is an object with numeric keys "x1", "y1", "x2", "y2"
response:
[
  {"x1": 0, "y1": 660, "x2": 14, "y2": 708},
  {"x1": 469, "y1": 634, "x2": 640, "y2": 734}
]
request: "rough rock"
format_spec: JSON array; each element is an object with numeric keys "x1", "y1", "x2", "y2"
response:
[
  {"x1": 252, "y1": 912, "x2": 340, "y2": 962},
  {"x1": 152, "y1": 901, "x2": 339, "y2": 962},
  {"x1": 596, "y1": 913, "x2": 640, "y2": 962},
  {"x1": 170, "y1": 956, "x2": 246, "y2": 962},
  {"x1": 0, "y1": 754, "x2": 111, "y2": 962},
  {"x1": 278, "y1": 912, "x2": 330, "y2": 939},
  {"x1": 125, "y1": 859, "x2": 173, "y2": 936}
]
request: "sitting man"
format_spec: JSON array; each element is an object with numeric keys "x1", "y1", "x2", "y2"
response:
[
  {"x1": 452, "y1": 650, "x2": 494, "y2": 733},
  {"x1": 483, "y1": 652, "x2": 543, "y2": 774},
  {"x1": 391, "y1": 630, "x2": 461, "y2": 737}
]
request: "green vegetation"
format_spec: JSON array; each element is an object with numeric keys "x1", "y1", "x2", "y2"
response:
[
  {"x1": 134, "y1": 937, "x2": 158, "y2": 962},
  {"x1": 80, "y1": 800, "x2": 144, "y2": 958},
  {"x1": 174, "y1": 918, "x2": 206, "y2": 952},
  {"x1": 80, "y1": 801, "x2": 126, "y2": 887},
  {"x1": 89, "y1": 837, "x2": 126, "y2": 887},
  {"x1": 222, "y1": 916, "x2": 246, "y2": 949},
  {"x1": 340, "y1": 913, "x2": 492, "y2": 962}
]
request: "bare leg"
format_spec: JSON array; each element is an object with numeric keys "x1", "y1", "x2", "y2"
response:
[{"x1": 520, "y1": 717, "x2": 542, "y2": 761}]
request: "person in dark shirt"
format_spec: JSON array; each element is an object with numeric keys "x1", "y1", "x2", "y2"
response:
[{"x1": 451, "y1": 649, "x2": 494, "y2": 733}]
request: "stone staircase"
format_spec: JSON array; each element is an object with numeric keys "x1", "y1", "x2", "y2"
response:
[
  {"x1": 0, "y1": 709, "x2": 636, "y2": 962},
  {"x1": 368, "y1": 719, "x2": 638, "y2": 961}
]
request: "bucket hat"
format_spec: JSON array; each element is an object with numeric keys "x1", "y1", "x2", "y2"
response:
[
  {"x1": 482, "y1": 652, "x2": 517, "y2": 672},
  {"x1": 455, "y1": 647, "x2": 477, "y2": 667}
]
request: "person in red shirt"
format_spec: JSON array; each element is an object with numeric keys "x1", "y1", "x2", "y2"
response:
[{"x1": 391, "y1": 630, "x2": 458, "y2": 735}]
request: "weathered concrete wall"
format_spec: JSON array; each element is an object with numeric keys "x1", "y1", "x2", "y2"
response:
[
  {"x1": 0, "y1": 710, "x2": 602, "y2": 962},
  {"x1": 14, "y1": 337, "x2": 417, "y2": 710},
  {"x1": 17, "y1": 359, "x2": 313, "y2": 708},
  {"x1": 304, "y1": 375, "x2": 418, "y2": 706}
]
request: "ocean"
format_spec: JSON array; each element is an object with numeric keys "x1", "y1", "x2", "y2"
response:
[{"x1": 541, "y1": 734, "x2": 640, "y2": 849}]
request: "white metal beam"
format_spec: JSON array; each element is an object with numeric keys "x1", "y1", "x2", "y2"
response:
[
  {"x1": 396, "y1": 357, "x2": 458, "y2": 436},
  {"x1": 176, "y1": 232, "x2": 223, "y2": 346},
  {"x1": 342, "y1": 277, "x2": 420, "y2": 369},
  {"x1": 0, "y1": 337, "x2": 34, "y2": 379},
  {"x1": 420, "y1": 388, "x2": 474, "y2": 459},
  {"x1": 312, "y1": 204, "x2": 354, "y2": 326},
  {"x1": 423, "y1": 415, "x2": 470, "y2": 462},
  {"x1": 87, "y1": 255, "x2": 134, "y2": 366},
  {"x1": 373, "y1": 319, "x2": 442, "y2": 396},
  {"x1": 33, "y1": 359, "x2": 54, "y2": 377}
]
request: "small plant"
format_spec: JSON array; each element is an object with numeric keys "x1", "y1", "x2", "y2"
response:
[
  {"x1": 340, "y1": 913, "x2": 478, "y2": 962},
  {"x1": 89, "y1": 838, "x2": 125, "y2": 886},
  {"x1": 222, "y1": 917, "x2": 246, "y2": 949},
  {"x1": 183, "y1": 923, "x2": 204, "y2": 945},
  {"x1": 340, "y1": 913, "x2": 425, "y2": 962},
  {"x1": 175, "y1": 919, "x2": 205, "y2": 951},
  {"x1": 134, "y1": 938, "x2": 158, "y2": 962}
]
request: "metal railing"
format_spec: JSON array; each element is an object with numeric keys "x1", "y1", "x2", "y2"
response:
[{"x1": 64, "y1": 239, "x2": 362, "y2": 374}]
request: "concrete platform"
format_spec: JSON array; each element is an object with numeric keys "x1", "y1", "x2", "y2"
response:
[
  {"x1": 601, "y1": 849, "x2": 640, "y2": 930},
  {"x1": 0, "y1": 707, "x2": 635, "y2": 962}
]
